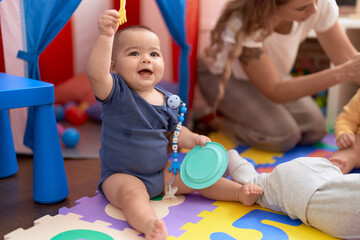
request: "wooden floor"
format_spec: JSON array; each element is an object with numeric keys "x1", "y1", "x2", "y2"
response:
[{"x1": 0, "y1": 155, "x2": 101, "y2": 238}]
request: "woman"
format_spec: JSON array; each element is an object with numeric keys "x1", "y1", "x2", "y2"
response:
[{"x1": 198, "y1": 0, "x2": 360, "y2": 151}]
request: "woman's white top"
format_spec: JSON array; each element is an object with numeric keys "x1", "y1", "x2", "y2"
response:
[{"x1": 203, "y1": 0, "x2": 339, "y2": 81}]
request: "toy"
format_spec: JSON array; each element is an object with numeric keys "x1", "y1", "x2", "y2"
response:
[
  {"x1": 167, "y1": 95, "x2": 186, "y2": 176},
  {"x1": 180, "y1": 142, "x2": 228, "y2": 189},
  {"x1": 165, "y1": 95, "x2": 228, "y2": 191},
  {"x1": 164, "y1": 95, "x2": 186, "y2": 199},
  {"x1": 78, "y1": 102, "x2": 90, "y2": 111},
  {"x1": 57, "y1": 123, "x2": 65, "y2": 137},
  {"x1": 118, "y1": 0, "x2": 127, "y2": 25},
  {"x1": 62, "y1": 128, "x2": 80, "y2": 148},
  {"x1": 54, "y1": 104, "x2": 65, "y2": 122},
  {"x1": 64, "y1": 101, "x2": 77, "y2": 109},
  {"x1": 86, "y1": 102, "x2": 102, "y2": 122},
  {"x1": 64, "y1": 105, "x2": 88, "y2": 125}
]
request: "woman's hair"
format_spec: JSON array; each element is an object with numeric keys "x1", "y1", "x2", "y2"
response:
[{"x1": 206, "y1": 0, "x2": 290, "y2": 112}]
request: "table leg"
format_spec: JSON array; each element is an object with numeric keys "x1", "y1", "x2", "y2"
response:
[
  {"x1": 0, "y1": 110, "x2": 18, "y2": 178},
  {"x1": 33, "y1": 104, "x2": 69, "y2": 203}
]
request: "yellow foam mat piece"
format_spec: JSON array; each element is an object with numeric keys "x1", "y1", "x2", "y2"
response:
[
  {"x1": 168, "y1": 201, "x2": 339, "y2": 240},
  {"x1": 208, "y1": 132, "x2": 237, "y2": 150},
  {"x1": 241, "y1": 148, "x2": 283, "y2": 165}
]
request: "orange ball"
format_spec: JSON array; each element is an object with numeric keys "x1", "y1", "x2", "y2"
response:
[{"x1": 78, "y1": 102, "x2": 90, "y2": 111}]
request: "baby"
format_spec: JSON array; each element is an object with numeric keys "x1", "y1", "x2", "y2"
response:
[
  {"x1": 329, "y1": 88, "x2": 360, "y2": 174},
  {"x1": 87, "y1": 9, "x2": 263, "y2": 240},
  {"x1": 228, "y1": 149, "x2": 360, "y2": 239}
]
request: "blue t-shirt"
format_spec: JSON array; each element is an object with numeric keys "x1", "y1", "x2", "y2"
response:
[{"x1": 98, "y1": 73, "x2": 179, "y2": 198}]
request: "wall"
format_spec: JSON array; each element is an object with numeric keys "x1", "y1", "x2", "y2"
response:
[
  {"x1": 140, "y1": 0, "x2": 173, "y2": 82},
  {"x1": 197, "y1": 0, "x2": 229, "y2": 58}
]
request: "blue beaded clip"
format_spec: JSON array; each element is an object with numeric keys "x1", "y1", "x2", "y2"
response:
[{"x1": 164, "y1": 95, "x2": 187, "y2": 200}]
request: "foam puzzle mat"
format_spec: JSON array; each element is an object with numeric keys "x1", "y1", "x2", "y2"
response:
[{"x1": 5, "y1": 132, "x2": 359, "y2": 240}]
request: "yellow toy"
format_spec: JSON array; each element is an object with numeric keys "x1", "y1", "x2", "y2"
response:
[{"x1": 118, "y1": 0, "x2": 127, "y2": 25}]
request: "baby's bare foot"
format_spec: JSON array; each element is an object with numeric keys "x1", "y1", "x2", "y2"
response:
[
  {"x1": 328, "y1": 156, "x2": 347, "y2": 172},
  {"x1": 146, "y1": 219, "x2": 168, "y2": 240},
  {"x1": 330, "y1": 135, "x2": 360, "y2": 174},
  {"x1": 239, "y1": 183, "x2": 263, "y2": 206}
]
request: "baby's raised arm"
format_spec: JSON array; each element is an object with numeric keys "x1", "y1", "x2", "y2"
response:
[{"x1": 87, "y1": 10, "x2": 120, "y2": 101}]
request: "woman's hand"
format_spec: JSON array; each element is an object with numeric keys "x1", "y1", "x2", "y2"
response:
[{"x1": 342, "y1": 53, "x2": 360, "y2": 85}]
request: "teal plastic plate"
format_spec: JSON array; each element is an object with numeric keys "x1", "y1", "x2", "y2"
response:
[{"x1": 180, "y1": 142, "x2": 228, "y2": 189}]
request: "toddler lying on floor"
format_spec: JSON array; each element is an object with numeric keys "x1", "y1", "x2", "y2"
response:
[{"x1": 227, "y1": 149, "x2": 360, "y2": 239}]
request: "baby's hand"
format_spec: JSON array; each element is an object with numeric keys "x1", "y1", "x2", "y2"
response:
[
  {"x1": 336, "y1": 132, "x2": 355, "y2": 149},
  {"x1": 98, "y1": 10, "x2": 120, "y2": 37},
  {"x1": 193, "y1": 134, "x2": 211, "y2": 148}
]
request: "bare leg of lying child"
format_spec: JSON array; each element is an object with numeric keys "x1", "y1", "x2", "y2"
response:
[
  {"x1": 196, "y1": 179, "x2": 264, "y2": 206},
  {"x1": 329, "y1": 134, "x2": 360, "y2": 174},
  {"x1": 164, "y1": 160, "x2": 263, "y2": 208}
]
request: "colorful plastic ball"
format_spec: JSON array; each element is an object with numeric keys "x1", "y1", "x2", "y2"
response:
[
  {"x1": 296, "y1": 68, "x2": 304, "y2": 76},
  {"x1": 304, "y1": 69, "x2": 311, "y2": 75},
  {"x1": 54, "y1": 104, "x2": 65, "y2": 122},
  {"x1": 62, "y1": 128, "x2": 80, "y2": 148},
  {"x1": 64, "y1": 105, "x2": 89, "y2": 125},
  {"x1": 78, "y1": 102, "x2": 90, "y2": 111},
  {"x1": 86, "y1": 102, "x2": 102, "y2": 122},
  {"x1": 57, "y1": 123, "x2": 65, "y2": 137},
  {"x1": 64, "y1": 101, "x2": 77, "y2": 110}
]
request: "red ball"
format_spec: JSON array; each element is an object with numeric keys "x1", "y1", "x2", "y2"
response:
[{"x1": 64, "y1": 106, "x2": 88, "y2": 125}]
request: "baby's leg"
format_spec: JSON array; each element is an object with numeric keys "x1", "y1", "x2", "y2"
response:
[
  {"x1": 227, "y1": 149, "x2": 260, "y2": 184},
  {"x1": 329, "y1": 134, "x2": 360, "y2": 174},
  {"x1": 164, "y1": 158, "x2": 263, "y2": 207},
  {"x1": 196, "y1": 177, "x2": 263, "y2": 206},
  {"x1": 306, "y1": 173, "x2": 360, "y2": 239},
  {"x1": 102, "y1": 173, "x2": 167, "y2": 240}
]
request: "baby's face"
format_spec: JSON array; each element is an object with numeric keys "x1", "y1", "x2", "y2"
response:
[{"x1": 112, "y1": 28, "x2": 164, "y2": 92}]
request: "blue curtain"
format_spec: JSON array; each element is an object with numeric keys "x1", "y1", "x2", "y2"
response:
[
  {"x1": 17, "y1": 0, "x2": 82, "y2": 149},
  {"x1": 155, "y1": 0, "x2": 189, "y2": 105}
]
